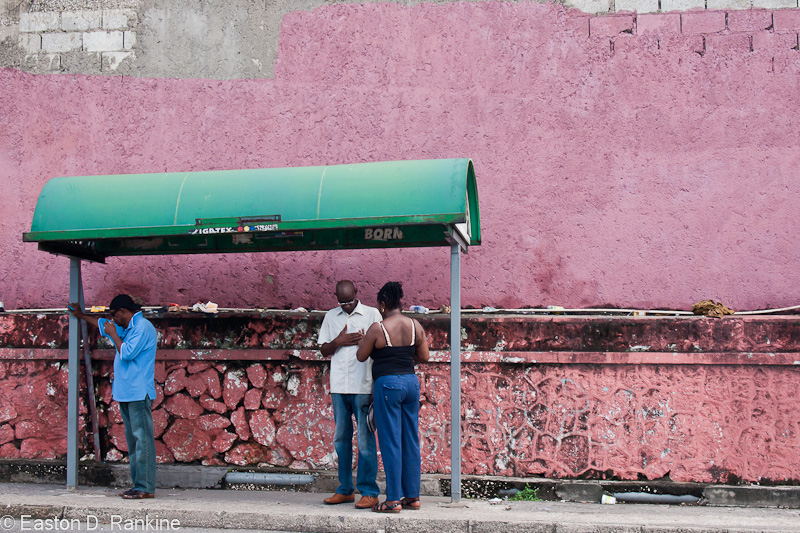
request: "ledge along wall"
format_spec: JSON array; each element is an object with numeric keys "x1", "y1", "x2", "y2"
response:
[
  {"x1": 3, "y1": 1, "x2": 800, "y2": 312},
  {"x1": 1, "y1": 312, "x2": 798, "y2": 484}
]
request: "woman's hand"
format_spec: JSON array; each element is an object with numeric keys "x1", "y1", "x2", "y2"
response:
[{"x1": 356, "y1": 323, "x2": 379, "y2": 362}]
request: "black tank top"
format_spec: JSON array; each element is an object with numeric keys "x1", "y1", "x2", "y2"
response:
[{"x1": 371, "y1": 320, "x2": 416, "y2": 380}]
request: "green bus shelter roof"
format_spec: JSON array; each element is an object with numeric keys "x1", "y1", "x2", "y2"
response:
[{"x1": 23, "y1": 159, "x2": 480, "y2": 262}]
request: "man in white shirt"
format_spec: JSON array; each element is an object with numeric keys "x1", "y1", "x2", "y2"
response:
[{"x1": 318, "y1": 280, "x2": 382, "y2": 509}]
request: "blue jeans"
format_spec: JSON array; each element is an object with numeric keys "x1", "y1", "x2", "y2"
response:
[
  {"x1": 373, "y1": 374, "x2": 421, "y2": 502},
  {"x1": 119, "y1": 397, "x2": 156, "y2": 493},
  {"x1": 332, "y1": 393, "x2": 379, "y2": 497}
]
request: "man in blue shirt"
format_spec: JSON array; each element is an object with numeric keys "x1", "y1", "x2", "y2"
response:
[{"x1": 69, "y1": 294, "x2": 157, "y2": 499}]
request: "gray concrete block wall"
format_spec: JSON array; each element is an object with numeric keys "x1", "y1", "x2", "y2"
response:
[
  {"x1": 753, "y1": 0, "x2": 797, "y2": 7},
  {"x1": 41, "y1": 31, "x2": 82, "y2": 52},
  {"x1": 19, "y1": 12, "x2": 60, "y2": 33},
  {"x1": 616, "y1": 0, "x2": 659, "y2": 13},
  {"x1": 707, "y1": 0, "x2": 751, "y2": 10},
  {"x1": 1, "y1": 0, "x2": 800, "y2": 78},
  {"x1": 664, "y1": 0, "x2": 706, "y2": 10},
  {"x1": 123, "y1": 30, "x2": 135, "y2": 49},
  {"x1": 4, "y1": 3, "x2": 138, "y2": 73},
  {"x1": 566, "y1": 0, "x2": 611, "y2": 14},
  {"x1": 62, "y1": 11, "x2": 102, "y2": 31},
  {"x1": 104, "y1": 8, "x2": 136, "y2": 29},
  {"x1": 18, "y1": 33, "x2": 41, "y2": 54},
  {"x1": 83, "y1": 30, "x2": 124, "y2": 51}
]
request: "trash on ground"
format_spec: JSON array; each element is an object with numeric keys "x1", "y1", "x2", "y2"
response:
[
  {"x1": 692, "y1": 300, "x2": 734, "y2": 318},
  {"x1": 601, "y1": 494, "x2": 616, "y2": 505},
  {"x1": 192, "y1": 301, "x2": 219, "y2": 314}
]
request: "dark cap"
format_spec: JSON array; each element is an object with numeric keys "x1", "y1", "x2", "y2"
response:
[{"x1": 109, "y1": 294, "x2": 142, "y2": 312}]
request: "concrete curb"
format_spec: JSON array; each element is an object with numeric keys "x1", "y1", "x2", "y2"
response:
[
  {"x1": 704, "y1": 485, "x2": 800, "y2": 508},
  {"x1": 2, "y1": 483, "x2": 800, "y2": 533},
  {"x1": 2, "y1": 460, "x2": 800, "y2": 510}
]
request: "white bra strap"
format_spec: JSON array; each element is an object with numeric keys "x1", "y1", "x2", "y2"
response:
[
  {"x1": 379, "y1": 322, "x2": 393, "y2": 347},
  {"x1": 410, "y1": 318, "x2": 416, "y2": 346}
]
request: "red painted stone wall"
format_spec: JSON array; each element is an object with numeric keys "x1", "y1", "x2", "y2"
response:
[{"x1": 1, "y1": 312, "x2": 799, "y2": 484}]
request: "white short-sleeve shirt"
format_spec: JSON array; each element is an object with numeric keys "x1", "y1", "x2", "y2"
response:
[{"x1": 318, "y1": 301, "x2": 382, "y2": 394}]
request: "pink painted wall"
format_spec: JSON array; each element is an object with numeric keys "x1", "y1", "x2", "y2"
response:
[{"x1": 2, "y1": 3, "x2": 800, "y2": 311}]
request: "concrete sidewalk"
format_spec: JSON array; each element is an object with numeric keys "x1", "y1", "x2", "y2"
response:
[{"x1": 1, "y1": 482, "x2": 800, "y2": 533}]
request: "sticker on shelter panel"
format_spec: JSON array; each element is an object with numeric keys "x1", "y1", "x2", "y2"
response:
[
  {"x1": 246, "y1": 224, "x2": 279, "y2": 232},
  {"x1": 190, "y1": 224, "x2": 278, "y2": 235},
  {"x1": 190, "y1": 227, "x2": 237, "y2": 235},
  {"x1": 365, "y1": 227, "x2": 403, "y2": 241},
  {"x1": 8, "y1": 514, "x2": 181, "y2": 531}
]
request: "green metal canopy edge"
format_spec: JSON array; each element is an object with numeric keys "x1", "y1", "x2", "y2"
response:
[{"x1": 24, "y1": 159, "x2": 481, "y2": 262}]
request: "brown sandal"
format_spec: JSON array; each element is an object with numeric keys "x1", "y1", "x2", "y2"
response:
[
  {"x1": 401, "y1": 497, "x2": 421, "y2": 510},
  {"x1": 372, "y1": 500, "x2": 402, "y2": 513}
]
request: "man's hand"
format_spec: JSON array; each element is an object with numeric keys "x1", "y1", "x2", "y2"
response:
[
  {"x1": 334, "y1": 325, "x2": 363, "y2": 347},
  {"x1": 67, "y1": 302, "x2": 84, "y2": 319},
  {"x1": 103, "y1": 320, "x2": 118, "y2": 337},
  {"x1": 320, "y1": 325, "x2": 363, "y2": 357},
  {"x1": 103, "y1": 319, "x2": 124, "y2": 353},
  {"x1": 68, "y1": 301, "x2": 102, "y2": 329}
]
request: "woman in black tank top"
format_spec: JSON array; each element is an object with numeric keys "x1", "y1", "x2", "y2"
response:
[{"x1": 357, "y1": 282, "x2": 429, "y2": 513}]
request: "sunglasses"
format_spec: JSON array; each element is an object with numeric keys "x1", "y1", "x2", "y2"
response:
[{"x1": 338, "y1": 299, "x2": 357, "y2": 306}]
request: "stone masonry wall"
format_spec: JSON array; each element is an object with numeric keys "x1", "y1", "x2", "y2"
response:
[{"x1": 1, "y1": 312, "x2": 799, "y2": 484}]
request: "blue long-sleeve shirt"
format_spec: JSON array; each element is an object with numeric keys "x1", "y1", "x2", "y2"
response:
[{"x1": 98, "y1": 311, "x2": 157, "y2": 402}]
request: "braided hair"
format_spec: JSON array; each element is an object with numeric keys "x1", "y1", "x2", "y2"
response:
[{"x1": 377, "y1": 281, "x2": 404, "y2": 311}]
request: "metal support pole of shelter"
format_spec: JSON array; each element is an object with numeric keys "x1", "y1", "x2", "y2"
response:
[
  {"x1": 67, "y1": 257, "x2": 82, "y2": 489},
  {"x1": 449, "y1": 242, "x2": 461, "y2": 503},
  {"x1": 78, "y1": 272, "x2": 102, "y2": 463}
]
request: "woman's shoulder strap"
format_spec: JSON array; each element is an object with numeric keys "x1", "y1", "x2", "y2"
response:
[{"x1": 379, "y1": 322, "x2": 393, "y2": 347}]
